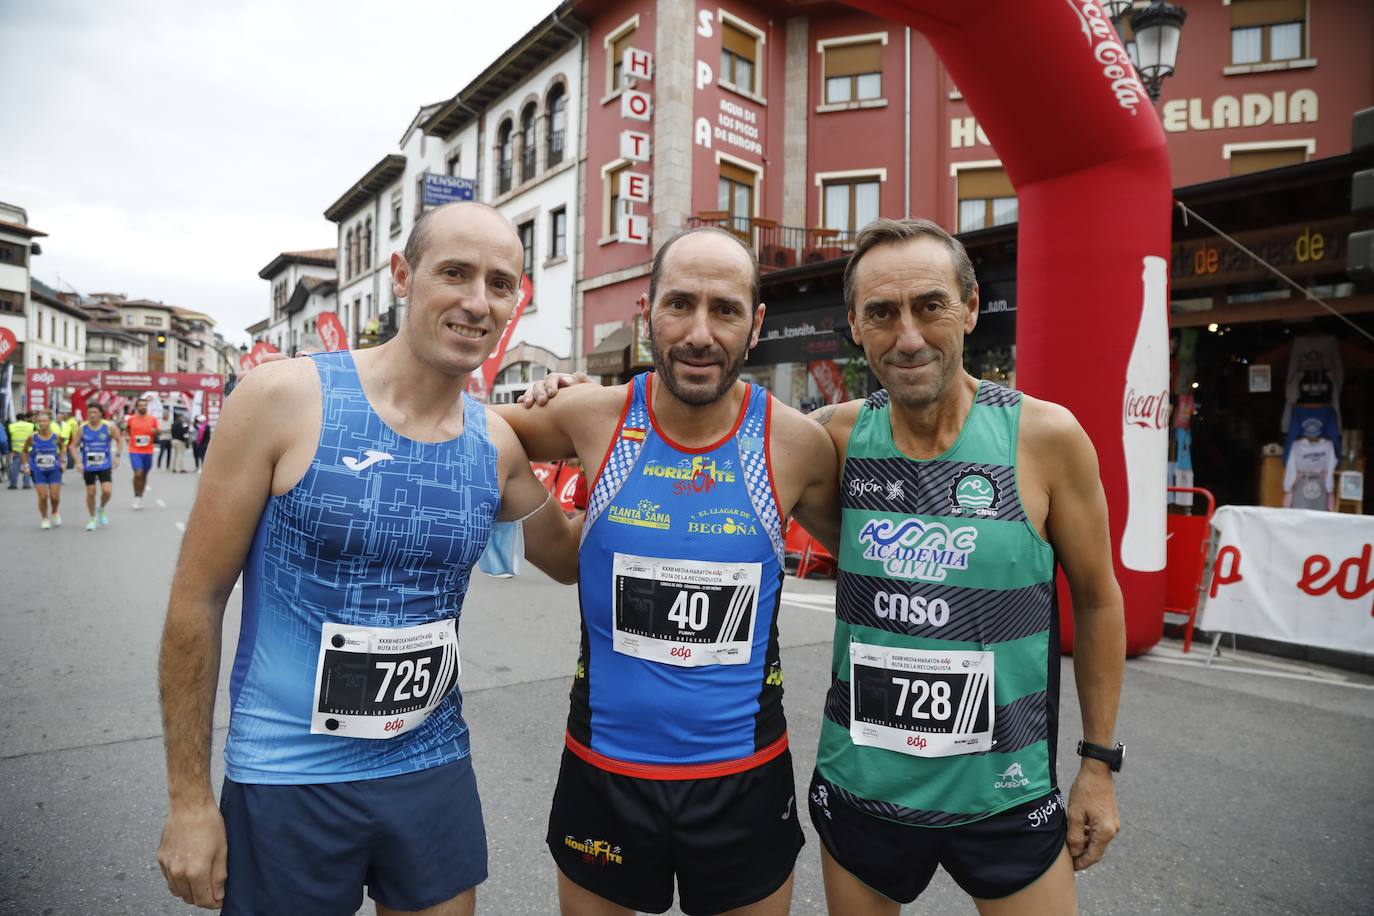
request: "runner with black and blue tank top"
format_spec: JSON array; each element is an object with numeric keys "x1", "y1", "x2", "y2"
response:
[
  {"x1": 545, "y1": 371, "x2": 804, "y2": 915},
  {"x1": 74, "y1": 406, "x2": 119, "y2": 530}
]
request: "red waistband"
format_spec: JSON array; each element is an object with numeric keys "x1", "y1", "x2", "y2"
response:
[{"x1": 564, "y1": 731, "x2": 788, "y2": 780}]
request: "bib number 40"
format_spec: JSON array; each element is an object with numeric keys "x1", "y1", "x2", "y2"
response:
[{"x1": 667, "y1": 590, "x2": 709, "y2": 631}]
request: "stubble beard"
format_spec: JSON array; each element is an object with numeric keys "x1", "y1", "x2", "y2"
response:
[
  {"x1": 648, "y1": 320, "x2": 748, "y2": 407},
  {"x1": 883, "y1": 350, "x2": 954, "y2": 410}
]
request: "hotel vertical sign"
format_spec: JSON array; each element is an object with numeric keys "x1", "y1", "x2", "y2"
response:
[{"x1": 618, "y1": 47, "x2": 653, "y2": 245}]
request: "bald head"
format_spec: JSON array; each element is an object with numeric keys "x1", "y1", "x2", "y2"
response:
[
  {"x1": 403, "y1": 201, "x2": 518, "y2": 272},
  {"x1": 650, "y1": 227, "x2": 760, "y2": 313}
]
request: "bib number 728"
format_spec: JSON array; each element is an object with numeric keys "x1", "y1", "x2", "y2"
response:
[
  {"x1": 374, "y1": 657, "x2": 433, "y2": 703},
  {"x1": 891, "y1": 677, "x2": 952, "y2": 721}
]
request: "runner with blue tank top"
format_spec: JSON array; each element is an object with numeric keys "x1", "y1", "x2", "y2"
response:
[
  {"x1": 23, "y1": 409, "x2": 64, "y2": 529},
  {"x1": 71, "y1": 403, "x2": 121, "y2": 530},
  {"x1": 498, "y1": 227, "x2": 841, "y2": 916},
  {"x1": 156, "y1": 203, "x2": 582, "y2": 915},
  {"x1": 805, "y1": 219, "x2": 1127, "y2": 916}
]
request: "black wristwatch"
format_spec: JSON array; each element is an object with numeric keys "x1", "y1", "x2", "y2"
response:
[{"x1": 1076, "y1": 740, "x2": 1125, "y2": 772}]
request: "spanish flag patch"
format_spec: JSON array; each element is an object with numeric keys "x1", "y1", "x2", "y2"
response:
[{"x1": 621, "y1": 427, "x2": 646, "y2": 441}]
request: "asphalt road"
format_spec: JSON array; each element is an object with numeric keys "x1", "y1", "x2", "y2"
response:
[{"x1": 2, "y1": 465, "x2": 1372, "y2": 915}]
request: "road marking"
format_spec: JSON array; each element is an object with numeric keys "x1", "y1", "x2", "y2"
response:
[
  {"x1": 156, "y1": 498, "x2": 167, "y2": 508},
  {"x1": 1135, "y1": 654, "x2": 1374, "y2": 691},
  {"x1": 175, "y1": 521, "x2": 185, "y2": 532},
  {"x1": 782, "y1": 593, "x2": 835, "y2": 613}
]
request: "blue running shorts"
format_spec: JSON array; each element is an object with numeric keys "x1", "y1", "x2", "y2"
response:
[
  {"x1": 220, "y1": 755, "x2": 488, "y2": 915},
  {"x1": 128, "y1": 453, "x2": 153, "y2": 472},
  {"x1": 31, "y1": 466, "x2": 62, "y2": 486}
]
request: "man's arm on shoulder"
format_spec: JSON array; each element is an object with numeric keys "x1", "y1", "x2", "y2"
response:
[
  {"x1": 492, "y1": 382, "x2": 623, "y2": 463},
  {"x1": 155, "y1": 359, "x2": 310, "y2": 909},
  {"x1": 487, "y1": 411, "x2": 582, "y2": 585},
  {"x1": 772, "y1": 402, "x2": 844, "y2": 556},
  {"x1": 1027, "y1": 397, "x2": 1125, "y2": 872}
]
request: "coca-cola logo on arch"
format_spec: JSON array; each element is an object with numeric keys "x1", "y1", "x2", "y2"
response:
[{"x1": 1123, "y1": 387, "x2": 1170, "y2": 429}]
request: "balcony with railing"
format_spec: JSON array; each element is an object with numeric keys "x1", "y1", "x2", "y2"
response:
[
  {"x1": 520, "y1": 147, "x2": 537, "y2": 184},
  {"x1": 687, "y1": 213, "x2": 856, "y2": 271},
  {"x1": 547, "y1": 130, "x2": 565, "y2": 168},
  {"x1": 498, "y1": 161, "x2": 512, "y2": 195}
]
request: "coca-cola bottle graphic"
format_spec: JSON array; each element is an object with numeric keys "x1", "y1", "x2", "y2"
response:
[{"x1": 1119, "y1": 256, "x2": 1169, "y2": 572}]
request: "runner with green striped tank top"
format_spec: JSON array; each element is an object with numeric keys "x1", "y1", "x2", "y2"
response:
[
  {"x1": 807, "y1": 217, "x2": 1126, "y2": 915},
  {"x1": 817, "y1": 380, "x2": 1058, "y2": 825}
]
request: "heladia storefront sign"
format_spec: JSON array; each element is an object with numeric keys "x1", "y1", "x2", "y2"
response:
[{"x1": 1202, "y1": 505, "x2": 1374, "y2": 656}]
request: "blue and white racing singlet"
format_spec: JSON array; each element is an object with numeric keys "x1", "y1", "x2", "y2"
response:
[
  {"x1": 81, "y1": 423, "x2": 113, "y2": 471},
  {"x1": 225, "y1": 350, "x2": 500, "y2": 784},
  {"x1": 29, "y1": 434, "x2": 60, "y2": 472},
  {"x1": 568, "y1": 372, "x2": 787, "y2": 776}
]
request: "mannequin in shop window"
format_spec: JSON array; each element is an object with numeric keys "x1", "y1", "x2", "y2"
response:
[{"x1": 1283, "y1": 417, "x2": 1338, "y2": 511}]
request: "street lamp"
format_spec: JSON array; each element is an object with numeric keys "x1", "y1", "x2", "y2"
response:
[
  {"x1": 1099, "y1": 0, "x2": 1133, "y2": 20},
  {"x1": 1130, "y1": 0, "x2": 1188, "y2": 101}
]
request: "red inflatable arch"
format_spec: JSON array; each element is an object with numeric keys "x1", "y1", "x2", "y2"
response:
[{"x1": 847, "y1": 0, "x2": 1172, "y2": 656}]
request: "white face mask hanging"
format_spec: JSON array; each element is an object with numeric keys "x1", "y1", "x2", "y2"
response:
[{"x1": 477, "y1": 490, "x2": 553, "y2": 578}]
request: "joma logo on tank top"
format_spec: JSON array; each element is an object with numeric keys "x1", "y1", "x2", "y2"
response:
[{"x1": 857, "y1": 518, "x2": 979, "y2": 582}]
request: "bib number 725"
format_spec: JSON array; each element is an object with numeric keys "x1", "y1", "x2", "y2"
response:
[{"x1": 374, "y1": 657, "x2": 433, "y2": 703}]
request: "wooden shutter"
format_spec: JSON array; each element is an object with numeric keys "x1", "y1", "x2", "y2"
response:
[
  {"x1": 1230, "y1": 0, "x2": 1305, "y2": 28},
  {"x1": 957, "y1": 167, "x2": 1014, "y2": 200},
  {"x1": 720, "y1": 161, "x2": 757, "y2": 188},
  {"x1": 612, "y1": 28, "x2": 637, "y2": 65},
  {"x1": 722, "y1": 22, "x2": 756, "y2": 62},
  {"x1": 1229, "y1": 146, "x2": 1306, "y2": 176},
  {"x1": 825, "y1": 41, "x2": 882, "y2": 78}
]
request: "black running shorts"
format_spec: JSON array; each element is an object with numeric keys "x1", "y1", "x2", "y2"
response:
[
  {"x1": 808, "y1": 769, "x2": 1067, "y2": 902},
  {"x1": 546, "y1": 746, "x2": 804, "y2": 916},
  {"x1": 83, "y1": 469, "x2": 112, "y2": 485}
]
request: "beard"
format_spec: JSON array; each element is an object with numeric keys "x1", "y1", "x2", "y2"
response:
[
  {"x1": 648, "y1": 320, "x2": 749, "y2": 406},
  {"x1": 881, "y1": 348, "x2": 952, "y2": 408}
]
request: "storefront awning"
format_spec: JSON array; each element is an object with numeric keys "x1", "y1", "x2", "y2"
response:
[{"x1": 586, "y1": 325, "x2": 630, "y2": 376}]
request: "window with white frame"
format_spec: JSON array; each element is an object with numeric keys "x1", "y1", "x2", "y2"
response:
[
  {"x1": 550, "y1": 207, "x2": 567, "y2": 259},
  {"x1": 822, "y1": 177, "x2": 881, "y2": 236},
  {"x1": 605, "y1": 162, "x2": 631, "y2": 238},
  {"x1": 720, "y1": 20, "x2": 760, "y2": 94},
  {"x1": 956, "y1": 166, "x2": 1017, "y2": 233},
  {"x1": 606, "y1": 18, "x2": 638, "y2": 95},
  {"x1": 823, "y1": 40, "x2": 883, "y2": 104},
  {"x1": 1230, "y1": 0, "x2": 1306, "y2": 65}
]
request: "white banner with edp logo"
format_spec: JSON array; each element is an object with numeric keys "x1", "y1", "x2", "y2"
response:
[{"x1": 1200, "y1": 505, "x2": 1374, "y2": 656}]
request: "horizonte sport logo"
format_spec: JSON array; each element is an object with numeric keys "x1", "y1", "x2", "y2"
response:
[{"x1": 858, "y1": 518, "x2": 978, "y2": 582}]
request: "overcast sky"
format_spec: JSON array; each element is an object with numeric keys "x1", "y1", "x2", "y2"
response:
[{"x1": 0, "y1": 0, "x2": 557, "y2": 345}]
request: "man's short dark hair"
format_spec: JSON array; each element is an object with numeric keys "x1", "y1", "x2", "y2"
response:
[
  {"x1": 403, "y1": 201, "x2": 507, "y2": 271},
  {"x1": 843, "y1": 218, "x2": 977, "y2": 311},
  {"x1": 649, "y1": 227, "x2": 760, "y2": 312}
]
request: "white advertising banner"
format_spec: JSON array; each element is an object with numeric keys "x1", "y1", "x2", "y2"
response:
[{"x1": 1201, "y1": 505, "x2": 1374, "y2": 656}]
